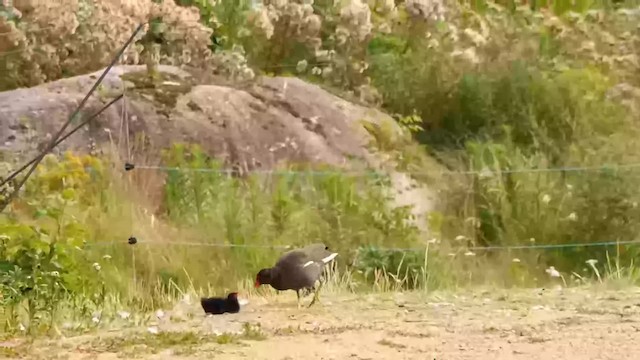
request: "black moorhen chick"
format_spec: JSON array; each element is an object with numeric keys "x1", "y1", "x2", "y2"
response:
[
  {"x1": 255, "y1": 243, "x2": 338, "y2": 308},
  {"x1": 200, "y1": 292, "x2": 241, "y2": 315}
]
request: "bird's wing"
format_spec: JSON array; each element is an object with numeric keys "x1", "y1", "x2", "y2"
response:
[
  {"x1": 275, "y1": 249, "x2": 308, "y2": 268},
  {"x1": 275, "y1": 244, "x2": 338, "y2": 273},
  {"x1": 300, "y1": 243, "x2": 339, "y2": 264},
  {"x1": 276, "y1": 250, "x2": 321, "y2": 273}
]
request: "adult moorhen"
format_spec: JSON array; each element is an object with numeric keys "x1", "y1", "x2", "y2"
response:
[{"x1": 255, "y1": 243, "x2": 338, "y2": 308}]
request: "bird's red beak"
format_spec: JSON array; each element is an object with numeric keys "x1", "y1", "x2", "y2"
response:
[{"x1": 254, "y1": 280, "x2": 261, "y2": 288}]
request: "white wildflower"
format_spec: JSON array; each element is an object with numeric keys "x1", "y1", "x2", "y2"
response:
[
  {"x1": 451, "y1": 47, "x2": 480, "y2": 65},
  {"x1": 377, "y1": 22, "x2": 392, "y2": 34},
  {"x1": 18, "y1": 323, "x2": 26, "y2": 332},
  {"x1": 296, "y1": 59, "x2": 308, "y2": 73},
  {"x1": 512, "y1": 258, "x2": 521, "y2": 263},
  {"x1": 50, "y1": 271, "x2": 60, "y2": 277},
  {"x1": 102, "y1": 254, "x2": 112, "y2": 260},
  {"x1": 567, "y1": 212, "x2": 578, "y2": 221},
  {"x1": 92, "y1": 262, "x2": 101, "y2": 272},
  {"x1": 155, "y1": 309, "x2": 165, "y2": 319},
  {"x1": 478, "y1": 167, "x2": 493, "y2": 179},
  {"x1": 405, "y1": 0, "x2": 447, "y2": 22},
  {"x1": 181, "y1": 294, "x2": 192, "y2": 305},
  {"x1": 545, "y1": 266, "x2": 560, "y2": 278},
  {"x1": 311, "y1": 66, "x2": 322, "y2": 75},
  {"x1": 541, "y1": 194, "x2": 551, "y2": 204},
  {"x1": 315, "y1": 49, "x2": 331, "y2": 62},
  {"x1": 463, "y1": 28, "x2": 486, "y2": 46},
  {"x1": 376, "y1": 0, "x2": 396, "y2": 13},
  {"x1": 92, "y1": 311, "x2": 101, "y2": 324},
  {"x1": 255, "y1": 8, "x2": 275, "y2": 39},
  {"x1": 586, "y1": 259, "x2": 602, "y2": 283},
  {"x1": 566, "y1": 183, "x2": 573, "y2": 190},
  {"x1": 305, "y1": 14, "x2": 322, "y2": 34},
  {"x1": 339, "y1": 0, "x2": 373, "y2": 42},
  {"x1": 447, "y1": 253, "x2": 456, "y2": 257},
  {"x1": 241, "y1": 67, "x2": 255, "y2": 80},
  {"x1": 464, "y1": 251, "x2": 476, "y2": 257},
  {"x1": 427, "y1": 238, "x2": 438, "y2": 244},
  {"x1": 147, "y1": 326, "x2": 159, "y2": 335},
  {"x1": 454, "y1": 235, "x2": 467, "y2": 242},
  {"x1": 530, "y1": 237, "x2": 536, "y2": 243},
  {"x1": 117, "y1": 311, "x2": 131, "y2": 320}
]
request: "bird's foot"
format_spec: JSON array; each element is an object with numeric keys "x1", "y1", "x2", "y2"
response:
[{"x1": 307, "y1": 290, "x2": 321, "y2": 308}]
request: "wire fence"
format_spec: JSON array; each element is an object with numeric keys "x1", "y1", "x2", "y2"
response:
[
  {"x1": 84, "y1": 237, "x2": 640, "y2": 253},
  {"x1": 123, "y1": 161, "x2": 640, "y2": 177},
  {"x1": 108, "y1": 161, "x2": 640, "y2": 255}
]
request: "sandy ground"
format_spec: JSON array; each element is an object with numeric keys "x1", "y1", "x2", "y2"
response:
[{"x1": 7, "y1": 286, "x2": 640, "y2": 360}]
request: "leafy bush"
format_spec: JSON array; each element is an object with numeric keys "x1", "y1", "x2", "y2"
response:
[{"x1": 0, "y1": 154, "x2": 108, "y2": 333}]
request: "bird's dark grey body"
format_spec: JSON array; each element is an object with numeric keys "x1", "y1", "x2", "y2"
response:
[
  {"x1": 255, "y1": 243, "x2": 338, "y2": 307},
  {"x1": 272, "y1": 244, "x2": 333, "y2": 289}
]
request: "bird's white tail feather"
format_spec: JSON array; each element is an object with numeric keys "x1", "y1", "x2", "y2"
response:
[{"x1": 321, "y1": 252, "x2": 338, "y2": 264}]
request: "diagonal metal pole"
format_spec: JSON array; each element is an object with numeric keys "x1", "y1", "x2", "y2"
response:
[
  {"x1": 0, "y1": 94, "x2": 123, "y2": 188},
  {"x1": 0, "y1": 23, "x2": 145, "y2": 213}
]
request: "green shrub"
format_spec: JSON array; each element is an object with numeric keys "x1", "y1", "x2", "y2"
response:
[{"x1": 0, "y1": 153, "x2": 108, "y2": 333}]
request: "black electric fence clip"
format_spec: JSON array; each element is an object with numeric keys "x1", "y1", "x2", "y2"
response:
[
  {"x1": 124, "y1": 162, "x2": 135, "y2": 171},
  {"x1": 128, "y1": 236, "x2": 138, "y2": 245}
]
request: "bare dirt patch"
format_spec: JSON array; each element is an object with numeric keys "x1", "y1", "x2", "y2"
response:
[{"x1": 11, "y1": 287, "x2": 640, "y2": 359}]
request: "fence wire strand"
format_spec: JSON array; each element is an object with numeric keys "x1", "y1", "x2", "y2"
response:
[
  {"x1": 124, "y1": 162, "x2": 640, "y2": 177},
  {"x1": 84, "y1": 238, "x2": 640, "y2": 252}
]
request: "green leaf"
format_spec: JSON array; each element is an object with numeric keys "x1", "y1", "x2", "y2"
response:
[
  {"x1": 0, "y1": 260, "x2": 14, "y2": 274},
  {"x1": 62, "y1": 188, "x2": 76, "y2": 200}
]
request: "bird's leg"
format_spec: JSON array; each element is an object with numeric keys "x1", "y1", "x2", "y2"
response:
[
  {"x1": 307, "y1": 282, "x2": 323, "y2": 308},
  {"x1": 296, "y1": 289, "x2": 301, "y2": 309}
]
